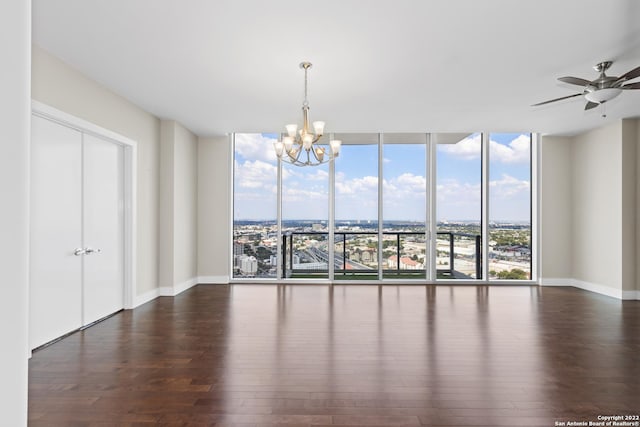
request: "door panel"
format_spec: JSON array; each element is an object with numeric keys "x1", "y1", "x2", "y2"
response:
[
  {"x1": 30, "y1": 116, "x2": 83, "y2": 348},
  {"x1": 82, "y1": 134, "x2": 124, "y2": 324}
]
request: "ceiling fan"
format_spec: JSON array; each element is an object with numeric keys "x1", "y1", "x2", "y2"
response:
[{"x1": 532, "y1": 61, "x2": 640, "y2": 112}]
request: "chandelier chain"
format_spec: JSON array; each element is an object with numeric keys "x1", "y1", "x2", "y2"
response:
[{"x1": 303, "y1": 66, "x2": 309, "y2": 108}]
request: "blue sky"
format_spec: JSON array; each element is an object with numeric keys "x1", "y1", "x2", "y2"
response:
[{"x1": 234, "y1": 133, "x2": 531, "y2": 222}]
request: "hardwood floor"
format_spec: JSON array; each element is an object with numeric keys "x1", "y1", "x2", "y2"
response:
[{"x1": 28, "y1": 285, "x2": 640, "y2": 426}]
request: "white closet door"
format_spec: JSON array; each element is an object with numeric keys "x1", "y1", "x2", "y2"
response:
[
  {"x1": 30, "y1": 115, "x2": 83, "y2": 348},
  {"x1": 82, "y1": 134, "x2": 124, "y2": 325}
]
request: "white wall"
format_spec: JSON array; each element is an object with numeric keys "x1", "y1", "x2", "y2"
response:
[
  {"x1": 0, "y1": 1, "x2": 30, "y2": 424},
  {"x1": 159, "y1": 120, "x2": 199, "y2": 292},
  {"x1": 31, "y1": 46, "x2": 160, "y2": 297},
  {"x1": 197, "y1": 136, "x2": 231, "y2": 282},
  {"x1": 539, "y1": 135, "x2": 572, "y2": 280}
]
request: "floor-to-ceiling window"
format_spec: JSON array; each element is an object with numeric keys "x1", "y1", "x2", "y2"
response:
[
  {"x1": 488, "y1": 133, "x2": 532, "y2": 280},
  {"x1": 231, "y1": 132, "x2": 536, "y2": 282},
  {"x1": 382, "y1": 134, "x2": 427, "y2": 279},
  {"x1": 333, "y1": 134, "x2": 379, "y2": 280},
  {"x1": 232, "y1": 133, "x2": 278, "y2": 278},
  {"x1": 436, "y1": 133, "x2": 482, "y2": 279},
  {"x1": 281, "y1": 153, "x2": 330, "y2": 279}
]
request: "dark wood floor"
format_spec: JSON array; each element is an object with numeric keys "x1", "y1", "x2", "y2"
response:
[{"x1": 29, "y1": 285, "x2": 640, "y2": 427}]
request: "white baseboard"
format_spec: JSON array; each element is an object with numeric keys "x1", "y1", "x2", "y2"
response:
[
  {"x1": 621, "y1": 289, "x2": 640, "y2": 300},
  {"x1": 131, "y1": 277, "x2": 225, "y2": 308},
  {"x1": 159, "y1": 277, "x2": 199, "y2": 297},
  {"x1": 197, "y1": 275, "x2": 229, "y2": 284},
  {"x1": 133, "y1": 288, "x2": 160, "y2": 308},
  {"x1": 539, "y1": 278, "x2": 573, "y2": 287},
  {"x1": 175, "y1": 277, "x2": 199, "y2": 294},
  {"x1": 541, "y1": 277, "x2": 639, "y2": 300},
  {"x1": 570, "y1": 279, "x2": 624, "y2": 299}
]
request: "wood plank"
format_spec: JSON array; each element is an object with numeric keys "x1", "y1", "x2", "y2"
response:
[{"x1": 29, "y1": 285, "x2": 640, "y2": 426}]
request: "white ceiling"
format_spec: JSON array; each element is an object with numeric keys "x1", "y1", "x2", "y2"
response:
[{"x1": 33, "y1": 0, "x2": 640, "y2": 137}]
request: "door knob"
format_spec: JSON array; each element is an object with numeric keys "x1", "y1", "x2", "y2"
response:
[
  {"x1": 84, "y1": 247, "x2": 102, "y2": 255},
  {"x1": 74, "y1": 248, "x2": 86, "y2": 256}
]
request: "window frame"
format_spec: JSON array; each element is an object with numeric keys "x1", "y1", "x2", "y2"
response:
[{"x1": 230, "y1": 132, "x2": 539, "y2": 284}]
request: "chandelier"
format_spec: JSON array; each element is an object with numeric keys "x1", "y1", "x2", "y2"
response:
[{"x1": 273, "y1": 62, "x2": 341, "y2": 166}]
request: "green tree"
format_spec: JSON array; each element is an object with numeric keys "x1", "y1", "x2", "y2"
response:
[{"x1": 497, "y1": 268, "x2": 528, "y2": 280}]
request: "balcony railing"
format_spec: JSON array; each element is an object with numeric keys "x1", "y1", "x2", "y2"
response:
[
  {"x1": 436, "y1": 232, "x2": 482, "y2": 279},
  {"x1": 281, "y1": 231, "x2": 481, "y2": 279}
]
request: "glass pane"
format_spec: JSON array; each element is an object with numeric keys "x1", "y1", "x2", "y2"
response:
[
  {"x1": 334, "y1": 133, "x2": 379, "y2": 280},
  {"x1": 232, "y1": 133, "x2": 278, "y2": 278},
  {"x1": 436, "y1": 133, "x2": 482, "y2": 279},
  {"x1": 281, "y1": 160, "x2": 329, "y2": 279},
  {"x1": 382, "y1": 134, "x2": 427, "y2": 279},
  {"x1": 488, "y1": 133, "x2": 532, "y2": 280}
]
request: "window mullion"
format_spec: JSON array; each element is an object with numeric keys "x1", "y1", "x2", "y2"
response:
[{"x1": 482, "y1": 131, "x2": 490, "y2": 282}]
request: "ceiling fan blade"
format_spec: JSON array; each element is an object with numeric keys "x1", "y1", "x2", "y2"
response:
[
  {"x1": 616, "y1": 65, "x2": 640, "y2": 82},
  {"x1": 531, "y1": 93, "x2": 583, "y2": 106},
  {"x1": 585, "y1": 101, "x2": 599, "y2": 110},
  {"x1": 558, "y1": 76, "x2": 591, "y2": 86},
  {"x1": 622, "y1": 82, "x2": 640, "y2": 89}
]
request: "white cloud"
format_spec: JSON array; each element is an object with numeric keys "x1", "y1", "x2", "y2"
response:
[
  {"x1": 489, "y1": 174, "x2": 530, "y2": 198},
  {"x1": 438, "y1": 134, "x2": 481, "y2": 160},
  {"x1": 308, "y1": 169, "x2": 329, "y2": 181},
  {"x1": 383, "y1": 173, "x2": 426, "y2": 200},
  {"x1": 382, "y1": 173, "x2": 426, "y2": 220},
  {"x1": 395, "y1": 173, "x2": 426, "y2": 190},
  {"x1": 234, "y1": 159, "x2": 277, "y2": 191},
  {"x1": 489, "y1": 134, "x2": 530, "y2": 164},
  {"x1": 233, "y1": 159, "x2": 278, "y2": 219},
  {"x1": 234, "y1": 133, "x2": 279, "y2": 164},
  {"x1": 335, "y1": 175, "x2": 378, "y2": 195},
  {"x1": 438, "y1": 133, "x2": 530, "y2": 164},
  {"x1": 437, "y1": 179, "x2": 482, "y2": 203},
  {"x1": 283, "y1": 187, "x2": 328, "y2": 202}
]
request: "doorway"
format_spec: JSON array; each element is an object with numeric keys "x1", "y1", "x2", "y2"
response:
[{"x1": 29, "y1": 102, "x2": 136, "y2": 349}]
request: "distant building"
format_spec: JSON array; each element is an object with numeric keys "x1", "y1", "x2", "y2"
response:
[
  {"x1": 361, "y1": 249, "x2": 377, "y2": 263},
  {"x1": 388, "y1": 255, "x2": 423, "y2": 270},
  {"x1": 292, "y1": 262, "x2": 328, "y2": 271},
  {"x1": 240, "y1": 255, "x2": 258, "y2": 276},
  {"x1": 233, "y1": 242, "x2": 244, "y2": 256}
]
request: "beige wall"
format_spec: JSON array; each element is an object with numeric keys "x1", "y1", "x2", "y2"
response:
[
  {"x1": 541, "y1": 119, "x2": 640, "y2": 299},
  {"x1": 539, "y1": 135, "x2": 572, "y2": 279},
  {"x1": 1, "y1": 1, "x2": 30, "y2": 424},
  {"x1": 637, "y1": 119, "x2": 640, "y2": 292},
  {"x1": 571, "y1": 121, "x2": 622, "y2": 290},
  {"x1": 31, "y1": 45, "x2": 161, "y2": 296},
  {"x1": 174, "y1": 123, "x2": 199, "y2": 284},
  {"x1": 159, "y1": 121, "x2": 175, "y2": 289},
  {"x1": 159, "y1": 120, "x2": 199, "y2": 290},
  {"x1": 621, "y1": 119, "x2": 637, "y2": 292},
  {"x1": 197, "y1": 136, "x2": 231, "y2": 281}
]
